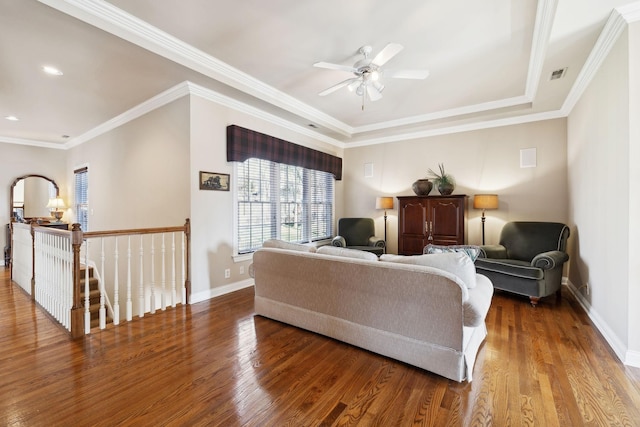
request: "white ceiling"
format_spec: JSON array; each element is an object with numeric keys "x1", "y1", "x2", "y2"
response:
[{"x1": 1, "y1": 0, "x2": 639, "y2": 148}]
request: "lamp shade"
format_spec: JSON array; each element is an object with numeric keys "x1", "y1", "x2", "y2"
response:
[
  {"x1": 376, "y1": 196, "x2": 394, "y2": 210},
  {"x1": 473, "y1": 194, "x2": 498, "y2": 210},
  {"x1": 46, "y1": 197, "x2": 66, "y2": 210}
]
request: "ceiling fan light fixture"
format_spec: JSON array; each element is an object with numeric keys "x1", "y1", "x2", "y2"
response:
[
  {"x1": 355, "y1": 84, "x2": 365, "y2": 96},
  {"x1": 372, "y1": 81, "x2": 384, "y2": 92},
  {"x1": 347, "y1": 80, "x2": 360, "y2": 92}
]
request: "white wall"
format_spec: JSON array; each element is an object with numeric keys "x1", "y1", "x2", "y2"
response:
[
  {"x1": 567, "y1": 24, "x2": 639, "y2": 364},
  {"x1": 628, "y1": 19, "x2": 640, "y2": 363},
  {"x1": 342, "y1": 119, "x2": 568, "y2": 254},
  {"x1": 65, "y1": 97, "x2": 190, "y2": 231}
]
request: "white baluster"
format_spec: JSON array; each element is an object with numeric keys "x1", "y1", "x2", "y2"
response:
[
  {"x1": 99, "y1": 238, "x2": 106, "y2": 329},
  {"x1": 150, "y1": 234, "x2": 156, "y2": 314},
  {"x1": 139, "y1": 235, "x2": 144, "y2": 318},
  {"x1": 126, "y1": 236, "x2": 132, "y2": 322},
  {"x1": 171, "y1": 233, "x2": 177, "y2": 308},
  {"x1": 181, "y1": 232, "x2": 186, "y2": 304},
  {"x1": 113, "y1": 236, "x2": 120, "y2": 326},
  {"x1": 161, "y1": 234, "x2": 166, "y2": 311},
  {"x1": 84, "y1": 240, "x2": 91, "y2": 334}
]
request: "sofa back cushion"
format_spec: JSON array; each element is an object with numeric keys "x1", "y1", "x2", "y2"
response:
[
  {"x1": 317, "y1": 245, "x2": 379, "y2": 261},
  {"x1": 380, "y1": 252, "x2": 477, "y2": 289},
  {"x1": 262, "y1": 239, "x2": 316, "y2": 253}
]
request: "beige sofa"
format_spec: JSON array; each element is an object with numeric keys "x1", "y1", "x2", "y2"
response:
[{"x1": 251, "y1": 242, "x2": 493, "y2": 382}]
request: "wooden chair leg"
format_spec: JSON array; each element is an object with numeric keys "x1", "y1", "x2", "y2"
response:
[{"x1": 529, "y1": 296, "x2": 540, "y2": 307}]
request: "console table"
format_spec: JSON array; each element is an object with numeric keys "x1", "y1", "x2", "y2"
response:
[{"x1": 397, "y1": 195, "x2": 468, "y2": 255}]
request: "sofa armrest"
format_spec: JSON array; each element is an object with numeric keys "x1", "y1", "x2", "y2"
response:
[
  {"x1": 368, "y1": 236, "x2": 386, "y2": 248},
  {"x1": 531, "y1": 250, "x2": 569, "y2": 269},
  {"x1": 463, "y1": 274, "x2": 494, "y2": 327},
  {"x1": 332, "y1": 236, "x2": 346, "y2": 247},
  {"x1": 479, "y1": 245, "x2": 507, "y2": 259}
]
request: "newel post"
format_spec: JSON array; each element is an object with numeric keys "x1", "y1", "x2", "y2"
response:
[
  {"x1": 70, "y1": 223, "x2": 85, "y2": 339},
  {"x1": 184, "y1": 218, "x2": 191, "y2": 304}
]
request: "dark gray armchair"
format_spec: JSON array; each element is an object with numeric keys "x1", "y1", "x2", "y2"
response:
[
  {"x1": 332, "y1": 218, "x2": 385, "y2": 256},
  {"x1": 475, "y1": 221, "x2": 570, "y2": 306}
]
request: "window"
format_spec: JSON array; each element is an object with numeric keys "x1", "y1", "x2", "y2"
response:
[
  {"x1": 236, "y1": 158, "x2": 334, "y2": 254},
  {"x1": 74, "y1": 167, "x2": 89, "y2": 231}
]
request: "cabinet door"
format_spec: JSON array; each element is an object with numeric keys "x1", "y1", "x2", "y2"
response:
[
  {"x1": 429, "y1": 198, "x2": 464, "y2": 245},
  {"x1": 399, "y1": 199, "x2": 429, "y2": 255}
]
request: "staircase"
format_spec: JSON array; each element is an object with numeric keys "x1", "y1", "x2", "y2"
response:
[{"x1": 79, "y1": 267, "x2": 111, "y2": 329}]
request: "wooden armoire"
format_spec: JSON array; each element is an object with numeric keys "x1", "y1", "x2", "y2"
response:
[{"x1": 397, "y1": 195, "x2": 468, "y2": 255}]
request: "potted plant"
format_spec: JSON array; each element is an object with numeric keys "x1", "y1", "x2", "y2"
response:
[{"x1": 428, "y1": 163, "x2": 456, "y2": 195}]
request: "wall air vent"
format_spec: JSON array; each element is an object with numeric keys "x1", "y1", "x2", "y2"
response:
[{"x1": 550, "y1": 67, "x2": 567, "y2": 80}]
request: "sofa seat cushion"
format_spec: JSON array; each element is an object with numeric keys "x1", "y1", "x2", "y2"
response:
[
  {"x1": 380, "y1": 252, "x2": 477, "y2": 289},
  {"x1": 317, "y1": 245, "x2": 380, "y2": 261},
  {"x1": 474, "y1": 258, "x2": 543, "y2": 280}
]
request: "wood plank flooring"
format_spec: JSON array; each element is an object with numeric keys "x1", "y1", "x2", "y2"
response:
[{"x1": 1, "y1": 267, "x2": 639, "y2": 426}]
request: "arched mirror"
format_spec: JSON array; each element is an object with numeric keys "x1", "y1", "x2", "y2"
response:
[{"x1": 10, "y1": 174, "x2": 59, "y2": 222}]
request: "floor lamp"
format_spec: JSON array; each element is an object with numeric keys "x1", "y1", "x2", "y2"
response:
[
  {"x1": 473, "y1": 194, "x2": 499, "y2": 245},
  {"x1": 376, "y1": 196, "x2": 394, "y2": 247}
]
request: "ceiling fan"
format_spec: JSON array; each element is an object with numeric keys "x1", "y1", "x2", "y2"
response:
[{"x1": 313, "y1": 43, "x2": 429, "y2": 109}]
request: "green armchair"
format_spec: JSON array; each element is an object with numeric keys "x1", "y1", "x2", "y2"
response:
[
  {"x1": 474, "y1": 221, "x2": 570, "y2": 306},
  {"x1": 332, "y1": 218, "x2": 385, "y2": 256}
]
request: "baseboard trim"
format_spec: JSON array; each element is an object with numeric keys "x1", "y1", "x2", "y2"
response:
[
  {"x1": 189, "y1": 279, "x2": 254, "y2": 304},
  {"x1": 564, "y1": 278, "x2": 639, "y2": 368}
]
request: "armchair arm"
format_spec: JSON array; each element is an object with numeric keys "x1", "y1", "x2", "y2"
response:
[
  {"x1": 479, "y1": 245, "x2": 507, "y2": 259},
  {"x1": 332, "y1": 236, "x2": 346, "y2": 247},
  {"x1": 531, "y1": 250, "x2": 569, "y2": 269},
  {"x1": 368, "y1": 236, "x2": 386, "y2": 248}
]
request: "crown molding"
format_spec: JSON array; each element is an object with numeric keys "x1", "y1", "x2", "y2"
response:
[
  {"x1": 346, "y1": 110, "x2": 566, "y2": 148},
  {"x1": 561, "y1": 3, "x2": 639, "y2": 115},
  {"x1": 38, "y1": 0, "x2": 353, "y2": 138},
  {"x1": 64, "y1": 82, "x2": 191, "y2": 149},
  {"x1": 185, "y1": 82, "x2": 346, "y2": 149},
  {"x1": 0, "y1": 135, "x2": 66, "y2": 149},
  {"x1": 526, "y1": 0, "x2": 559, "y2": 100}
]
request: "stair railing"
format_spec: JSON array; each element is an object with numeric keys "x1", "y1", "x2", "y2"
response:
[{"x1": 15, "y1": 219, "x2": 190, "y2": 338}]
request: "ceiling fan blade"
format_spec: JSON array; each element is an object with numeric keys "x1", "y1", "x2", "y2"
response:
[
  {"x1": 313, "y1": 61, "x2": 357, "y2": 73},
  {"x1": 384, "y1": 69, "x2": 430, "y2": 79},
  {"x1": 366, "y1": 84, "x2": 383, "y2": 101},
  {"x1": 371, "y1": 43, "x2": 404, "y2": 67},
  {"x1": 318, "y1": 78, "x2": 359, "y2": 96}
]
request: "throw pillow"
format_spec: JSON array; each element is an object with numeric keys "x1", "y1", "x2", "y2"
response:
[
  {"x1": 424, "y1": 244, "x2": 481, "y2": 262},
  {"x1": 380, "y1": 252, "x2": 477, "y2": 289},
  {"x1": 317, "y1": 245, "x2": 379, "y2": 261},
  {"x1": 262, "y1": 239, "x2": 317, "y2": 253}
]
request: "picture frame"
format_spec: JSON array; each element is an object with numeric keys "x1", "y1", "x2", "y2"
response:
[{"x1": 199, "y1": 171, "x2": 230, "y2": 191}]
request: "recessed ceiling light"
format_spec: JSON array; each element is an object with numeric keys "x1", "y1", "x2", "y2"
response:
[
  {"x1": 4, "y1": 115, "x2": 19, "y2": 121},
  {"x1": 43, "y1": 65, "x2": 63, "y2": 76}
]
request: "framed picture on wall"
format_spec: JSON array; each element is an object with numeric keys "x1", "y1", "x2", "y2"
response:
[{"x1": 199, "y1": 171, "x2": 230, "y2": 191}]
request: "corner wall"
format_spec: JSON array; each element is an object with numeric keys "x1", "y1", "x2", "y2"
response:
[{"x1": 567, "y1": 24, "x2": 639, "y2": 365}]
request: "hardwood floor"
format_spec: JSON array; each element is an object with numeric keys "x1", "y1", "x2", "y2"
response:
[{"x1": 1, "y1": 267, "x2": 639, "y2": 426}]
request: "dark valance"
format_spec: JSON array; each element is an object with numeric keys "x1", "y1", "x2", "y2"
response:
[{"x1": 227, "y1": 125, "x2": 342, "y2": 180}]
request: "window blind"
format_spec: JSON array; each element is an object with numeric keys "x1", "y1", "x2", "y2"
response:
[
  {"x1": 236, "y1": 158, "x2": 334, "y2": 254},
  {"x1": 74, "y1": 167, "x2": 88, "y2": 231}
]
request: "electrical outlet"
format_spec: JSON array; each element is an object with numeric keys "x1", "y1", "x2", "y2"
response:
[
  {"x1": 240, "y1": 266, "x2": 245, "y2": 275},
  {"x1": 224, "y1": 268, "x2": 230, "y2": 279}
]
